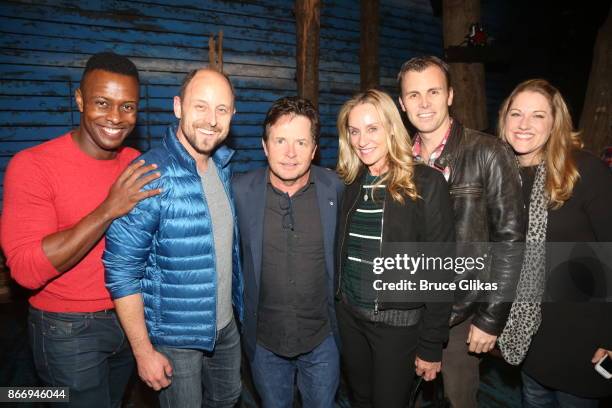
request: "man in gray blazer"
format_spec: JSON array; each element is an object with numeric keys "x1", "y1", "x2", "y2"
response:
[{"x1": 233, "y1": 97, "x2": 343, "y2": 408}]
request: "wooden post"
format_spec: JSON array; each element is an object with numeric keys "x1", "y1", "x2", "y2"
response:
[
  {"x1": 442, "y1": 0, "x2": 488, "y2": 131},
  {"x1": 579, "y1": 5, "x2": 611, "y2": 154},
  {"x1": 360, "y1": 0, "x2": 379, "y2": 91},
  {"x1": 295, "y1": 0, "x2": 320, "y2": 107},
  {"x1": 208, "y1": 31, "x2": 224, "y2": 72}
]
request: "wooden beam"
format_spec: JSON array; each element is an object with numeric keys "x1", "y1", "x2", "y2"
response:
[
  {"x1": 442, "y1": 0, "x2": 487, "y2": 130},
  {"x1": 295, "y1": 0, "x2": 320, "y2": 107},
  {"x1": 208, "y1": 31, "x2": 224, "y2": 72},
  {"x1": 360, "y1": 0, "x2": 379, "y2": 91},
  {"x1": 579, "y1": 5, "x2": 611, "y2": 155}
]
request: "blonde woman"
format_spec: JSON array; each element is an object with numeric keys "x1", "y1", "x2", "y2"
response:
[
  {"x1": 498, "y1": 79, "x2": 612, "y2": 407},
  {"x1": 335, "y1": 89, "x2": 455, "y2": 408}
]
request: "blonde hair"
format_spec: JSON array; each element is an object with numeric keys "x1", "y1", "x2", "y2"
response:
[
  {"x1": 498, "y1": 79, "x2": 583, "y2": 209},
  {"x1": 336, "y1": 89, "x2": 418, "y2": 203}
]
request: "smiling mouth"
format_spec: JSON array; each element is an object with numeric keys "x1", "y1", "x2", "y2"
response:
[
  {"x1": 514, "y1": 132, "x2": 534, "y2": 140},
  {"x1": 197, "y1": 128, "x2": 217, "y2": 136},
  {"x1": 359, "y1": 147, "x2": 375, "y2": 154},
  {"x1": 417, "y1": 112, "x2": 435, "y2": 119},
  {"x1": 100, "y1": 126, "x2": 123, "y2": 136}
]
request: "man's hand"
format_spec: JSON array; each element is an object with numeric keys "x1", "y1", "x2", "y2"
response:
[
  {"x1": 135, "y1": 349, "x2": 173, "y2": 391},
  {"x1": 467, "y1": 324, "x2": 497, "y2": 354},
  {"x1": 100, "y1": 160, "x2": 162, "y2": 220},
  {"x1": 415, "y1": 357, "x2": 441, "y2": 381},
  {"x1": 114, "y1": 295, "x2": 172, "y2": 391},
  {"x1": 591, "y1": 348, "x2": 612, "y2": 364}
]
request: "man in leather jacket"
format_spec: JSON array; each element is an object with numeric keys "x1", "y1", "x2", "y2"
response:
[{"x1": 397, "y1": 56, "x2": 525, "y2": 407}]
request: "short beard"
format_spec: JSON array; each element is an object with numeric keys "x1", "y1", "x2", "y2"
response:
[{"x1": 181, "y1": 124, "x2": 225, "y2": 156}]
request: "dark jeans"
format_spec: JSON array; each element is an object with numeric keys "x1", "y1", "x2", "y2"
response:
[
  {"x1": 28, "y1": 306, "x2": 134, "y2": 408},
  {"x1": 336, "y1": 301, "x2": 419, "y2": 408},
  {"x1": 522, "y1": 372, "x2": 600, "y2": 408},
  {"x1": 250, "y1": 335, "x2": 340, "y2": 408},
  {"x1": 157, "y1": 318, "x2": 241, "y2": 408}
]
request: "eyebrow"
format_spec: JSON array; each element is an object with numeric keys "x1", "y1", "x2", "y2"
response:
[
  {"x1": 509, "y1": 108, "x2": 549, "y2": 114},
  {"x1": 91, "y1": 95, "x2": 137, "y2": 103},
  {"x1": 406, "y1": 87, "x2": 443, "y2": 93}
]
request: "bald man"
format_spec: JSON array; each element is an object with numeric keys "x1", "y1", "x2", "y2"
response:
[{"x1": 104, "y1": 69, "x2": 243, "y2": 408}]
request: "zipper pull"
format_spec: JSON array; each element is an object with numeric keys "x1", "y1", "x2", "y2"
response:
[{"x1": 374, "y1": 300, "x2": 379, "y2": 315}]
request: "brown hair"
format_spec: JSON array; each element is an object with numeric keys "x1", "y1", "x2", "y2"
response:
[
  {"x1": 498, "y1": 79, "x2": 583, "y2": 209},
  {"x1": 397, "y1": 55, "x2": 451, "y2": 90},
  {"x1": 262, "y1": 96, "x2": 320, "y2": 145}
]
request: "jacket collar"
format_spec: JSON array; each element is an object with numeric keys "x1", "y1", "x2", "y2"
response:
[
  {"x1": 163, "y1": 123, "x2": 235, "y2": 174},
  {"x1": 434, "y1": 117, "x2": 464, "y2": 171},
  {"x1": 342, "y1": 166, "x2": 367, "y2": 211}
]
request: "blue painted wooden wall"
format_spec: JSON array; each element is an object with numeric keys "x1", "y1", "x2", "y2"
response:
[{"x1": 0, "y1": 0, "x2": 450, "y2": 203}]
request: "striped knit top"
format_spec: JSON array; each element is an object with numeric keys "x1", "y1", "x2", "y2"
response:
[
  {"x1": 341, "y1": 172, "x2": 422, "y2": 326},
  {"x1": 342, "y1": 173, "x2": 385, "y2": 308}
]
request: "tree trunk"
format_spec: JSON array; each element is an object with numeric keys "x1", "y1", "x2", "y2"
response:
[
  {"x1": 442, "y1": 0, "x2": 488, "y2": 131},
  {"x1": 579, "y1": 5, "x2": 612, "y2": 155},
  {"x1": 360, "y1": 0, "x2": 379, "y2": 91},
  {"x1": 295, "y1": 0, "x2": 320, "y2": 108}
]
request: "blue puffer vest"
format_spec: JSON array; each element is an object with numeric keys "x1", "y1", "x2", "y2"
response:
[{"x1": 104, "y1": 124, "x2": 244, "y2": 351}]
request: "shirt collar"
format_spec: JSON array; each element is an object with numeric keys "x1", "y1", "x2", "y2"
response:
[{"x1": 412, "y1": 118, "x2": 453, "y2": 164}]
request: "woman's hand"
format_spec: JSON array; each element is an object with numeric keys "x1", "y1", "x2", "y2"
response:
[
  {"x1": 415, "y1": 357, "x2": 441, "y2": 381},
  {"x1": 591, "y1": 348, "x2": 612, "y2": 364}
]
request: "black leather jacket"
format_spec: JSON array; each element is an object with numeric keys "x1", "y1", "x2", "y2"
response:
[{"x1": 435, "y1": 119, "x2": 525, "y2": 335}]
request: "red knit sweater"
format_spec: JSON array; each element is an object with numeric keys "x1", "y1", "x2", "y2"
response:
[{"x1": 1, "y1": 132, "x2": 139, "y2": 312}]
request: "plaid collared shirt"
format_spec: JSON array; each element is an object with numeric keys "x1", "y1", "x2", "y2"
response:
[{"x1": 412, "y1": 121, "x2": 453, "y2": 181}]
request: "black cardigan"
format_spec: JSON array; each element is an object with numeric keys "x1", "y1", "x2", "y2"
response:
[
  {"x1": 336, "y1": 164, "x2": 456, "y2": 362},
  {"x1": 521, "y1": 150, "x2": 612, "y2": 398}
]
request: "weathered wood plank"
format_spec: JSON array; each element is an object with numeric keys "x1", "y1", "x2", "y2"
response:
[
  {"x1": 0, "y1": 2, "x2": 297, "y2": 42},
  {"x1": 0, "y1": 50, "x2": 297, "y2": 79},
  {"x1": 0, "y1": 33, "x2": 296, "y2": 64}
]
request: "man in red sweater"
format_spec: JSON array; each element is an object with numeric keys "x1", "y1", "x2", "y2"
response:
[{"x1": 1, "y1": 52, "x2": 161, "y2": 407}]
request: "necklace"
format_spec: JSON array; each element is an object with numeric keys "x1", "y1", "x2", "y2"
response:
[{"x1": 363, "y1": 174, "x2": 384, "y2": 202}]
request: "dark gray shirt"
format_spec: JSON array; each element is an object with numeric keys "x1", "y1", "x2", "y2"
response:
[{"x1": 257, "y1": 173, "x2": 330, "y2": 357}]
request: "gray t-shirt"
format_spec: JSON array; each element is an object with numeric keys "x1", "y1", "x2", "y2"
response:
[{"x1": 200, "y1": 158, "x2": 233, "y2": 330}]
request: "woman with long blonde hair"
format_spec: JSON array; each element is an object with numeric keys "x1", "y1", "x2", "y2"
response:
[
  {"x1": 334, "y1": 89, "x2": 455, "y2": 408},
  {"x1": 498, "y1": 79, "x2": 612, "y2": 407}
]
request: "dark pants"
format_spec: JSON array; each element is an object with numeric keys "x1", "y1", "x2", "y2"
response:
[
  {"x1": 336, "y1": 301, "x2": 418, "y2": 408},
  {"x1": 441, "y1": 318, "x2": 480, "y2": 407},
  {"x1": 156, "y1": 318, "x2": 241, "y2": 408},
  {"x1": 28, "y1": 306, "x2": 134, "y2": 408}
]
